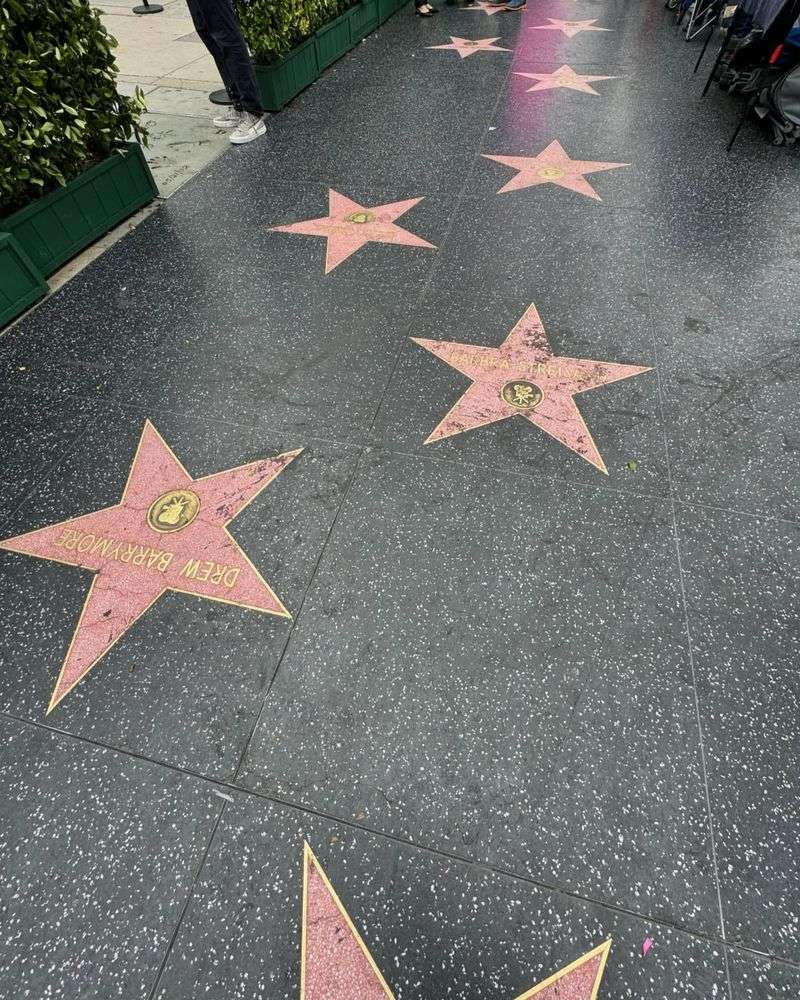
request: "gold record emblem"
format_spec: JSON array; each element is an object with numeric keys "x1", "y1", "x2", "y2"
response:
[
  {"x1": 147, "y1": 489, "x2": 201, "y2": 533},
  {"x1": 501, "y1": 380, "x2": 544, "y2": 410},
  {"x1": 346, "y1": 211, "x2": 375, "y2": 224}
]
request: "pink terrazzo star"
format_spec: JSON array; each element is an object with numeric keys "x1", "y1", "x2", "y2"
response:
[
  {"x1": 530, "y1": 18, "x2": 612, "y2": 37},
  {"x1": 461, "y1": 1, "x2": 506, "y2": 15},
  {"x1": 427, "y1": 34, "x2": 511, "y2": 58},
  {"x1": 0, "y1": 421, "x2": 300, "y2": 712},
  {"x1": 270, "y1": 189, "x2": 435, "y2": 273},
  {"x1": 514, "y1": 940, "x2": 612, "y2": 999},
  {"x1": 296, "y1": 845, "x2": 611, "y2": 998},
  {"x1": 302, "y1": 844, "x2": 394, "y2": 1000},
  {"x1": 413, "y1": 303, "x2": 652, "y2": 473},
  {"x1": 483, "y1": 139, "x2": 628, "y2": 200},
  {"x1": 515, "y1": 65, "x2": 619, "y2": 95}
]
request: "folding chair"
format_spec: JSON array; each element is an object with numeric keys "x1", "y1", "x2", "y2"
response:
[{"x1": 685, "y1": 0, "x2": 724, "y2": 38}]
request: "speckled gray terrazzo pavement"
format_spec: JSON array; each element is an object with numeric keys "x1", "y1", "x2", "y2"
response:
[{"x1": 1, "y1": 0, "x2": 799, "y2": 997}]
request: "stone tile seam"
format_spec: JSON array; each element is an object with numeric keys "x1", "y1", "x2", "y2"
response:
[
  {"x1": 4, "y1": 372, "x2": 800, "y2": 530},
  {"x1": 5, "y1": 707, "x2": 796, "y2": 971},
  {"x1": 141, "y1": 105, "x2": 213, "y2": 122},
  {"x1": 113, "y1": 393, "x2": 261, "y2": 434},
  {"x1": 642, "y1": 248, "x2": 733, "y2": 1000},
  {"x1": 361, "y1": 443, "x2": 800, "y2": 530},
  {"x1": 226, "y1": 443, "x2": 369, "y2": 787},
  {"x1": 152, "y1": 51, "x2": 214, "y2": 83},
  {"x1": 365, "y1": 7, "x2": 524, "y2": 441},
  {"x1": 146, "y1": 798, "x2": 228, "y2": 1000}
]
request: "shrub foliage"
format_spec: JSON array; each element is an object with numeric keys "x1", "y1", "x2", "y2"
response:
[
  {"x1": 236, "y1": 0, "x2": 353, "y2": 64},
  {"x1": 0, "y1": 0, "x2": 146, "y2": 216}
]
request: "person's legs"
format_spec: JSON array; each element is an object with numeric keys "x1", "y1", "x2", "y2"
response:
[
  {"x1": 189, "y1": 0, "x2": 262, "y2": 116},
  {"x1": 186, "y1": 0, "x2": 243, "y2": 107}
]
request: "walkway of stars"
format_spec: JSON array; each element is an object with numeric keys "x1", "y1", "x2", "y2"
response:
[{"x1": 0, "y1": 0, "x2": 639, "y2": 994}]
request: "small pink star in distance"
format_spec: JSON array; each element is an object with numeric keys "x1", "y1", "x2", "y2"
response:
[
  {"x1": 483, "y1": 139, "x2": 629, "y2": 201},
  {"x1": 427, "y1": 35, "x2": 511, "y2": 58},
  {"x1": 270, "y1": 189, "x2": 436, "y2": 273},
  {"x1": 515, "y1": 65, "x2": 619, "y2": 96},
  {"x1": 530, "y1": 18, "x2": 612, "y2": 37}
]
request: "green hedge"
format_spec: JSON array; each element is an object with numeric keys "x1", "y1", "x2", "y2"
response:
[
  {"x1": 236, "y1": 0, "x2": 354, "y2": 64},
  {"x1": 0, "y1": 0, "x2": 146, "y2": 216}
]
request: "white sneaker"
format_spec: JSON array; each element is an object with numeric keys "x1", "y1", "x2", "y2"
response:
[
  {"x1": 212, "y1": 106, "x2": 241, "y2": 129},
  {"x1": 230, "y1": 112, "x2": 267, "y2": 145}
]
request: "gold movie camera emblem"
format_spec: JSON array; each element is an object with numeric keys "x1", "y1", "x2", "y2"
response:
[{"x1": 501, "y1": 380, "x2": 544, "y2": 410}]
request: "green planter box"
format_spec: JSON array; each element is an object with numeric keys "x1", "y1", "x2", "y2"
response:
[
  {"x1": 378, "y1": 0, "x2": 403, "y2": 23},
  {"x1": 0, "y1": 233, "x2": 48, "y2": 330},
  {"x1": 256, "y1": 0, "x2": 407, "y2": 111},
  {"x1": 315, "y1": 9, "x2": 352, "y2": 70},
  {"x1": 349, "y1": 0, "x2": 379, "y2": 40},
  {"x1": 256, "y1": 37, "x2": 319, "y2": 112},
  {"x1": 0, "y1": 142, "x2": 157, "y2": 279}
]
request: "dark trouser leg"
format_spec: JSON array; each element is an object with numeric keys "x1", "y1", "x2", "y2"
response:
[
  {"x1": 186, "y1": 0, "x2": 244, "y2": 106},
  {"x1": 186, "y1": 0, "x2": 262, "y2": 115}
]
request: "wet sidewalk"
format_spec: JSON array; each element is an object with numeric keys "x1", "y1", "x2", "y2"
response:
[
  {"x1": 44, "y1": 0, "x2": 230, "y2": 295},
  {"x1": 1, "y1": 1, "x2": 799, "y2": 997}
]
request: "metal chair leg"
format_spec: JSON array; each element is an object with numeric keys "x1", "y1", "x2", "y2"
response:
[
  {"x1": 702, "y1": 20, "x2": 735, "y2": 95},
  {"x1": 727, "y1": 85, "x2": 761, "y2": 151},
  {"x1": 694, "y1": 7, "x2": 721, "y2": 71}
]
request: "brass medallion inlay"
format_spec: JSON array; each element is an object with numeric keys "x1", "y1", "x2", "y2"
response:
[
  {"x1": 500, "y1": 380, "x2": 544, "y2": 410},
  {"x1": 538, "y1": 165, "x2": 565, "y2": 181},
  {"x1": 346, "y1": 211, "x2": 376, "y2": 224},
  {"x1": 147, "y1": 489, "x2": 201, "y2": 533}
]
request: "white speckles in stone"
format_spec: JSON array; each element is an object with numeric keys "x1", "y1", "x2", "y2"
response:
[
  {"x1": 0, "y1": 719, "x2": 217, "y2": 999},
  {"x1": 0, "y1": 0, "x2": 797, "y2": 994},
  {"x1": 151, "y1": 792, "x2": 730, "y2": 997},
  {"x1": 239, "y1": 450, "x2": 717, "y2": 930}
]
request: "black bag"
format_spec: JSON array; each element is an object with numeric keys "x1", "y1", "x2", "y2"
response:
[{"x1": 756, "y1": 60, "x2": 800, "y2": 143}]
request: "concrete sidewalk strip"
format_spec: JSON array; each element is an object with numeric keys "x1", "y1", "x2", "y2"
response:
[
  {"x1": 140, "y1": 113, "x2": 230, "y2": 197},
  {"x1": 142, "y1": 86, "x2": 219, "y2": 119}
]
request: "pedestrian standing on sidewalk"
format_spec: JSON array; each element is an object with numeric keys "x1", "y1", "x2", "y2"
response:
[
  {"x1": 415, "y1": 0, "x2": 438, "y2": 16},
  {"x1": 186, "y1": 0, "x2": 267, "y2": 144}
]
